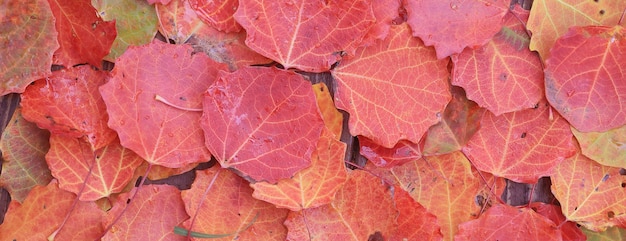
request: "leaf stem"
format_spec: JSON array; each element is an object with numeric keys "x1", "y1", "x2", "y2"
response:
[
  {"x1": 154, "y1": 94, "x2": 202, "y2": 112},
  {"x1": 185, "y1": 168, "x2": 221, "y2": 239}
]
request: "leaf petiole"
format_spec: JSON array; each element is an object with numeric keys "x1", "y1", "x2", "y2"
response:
[
  {"x1": 154, "y1": 94, "x2": 202, "y2": 112},
  {"x1": 174, "y1": 212, "x2": 259, "y2": 239}
]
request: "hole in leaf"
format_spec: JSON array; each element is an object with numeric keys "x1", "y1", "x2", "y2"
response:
[
  {"x1": 621, "y1": 182, "x2": 626, "y2": 188},
  {"x1": 600, "y1": 9, "x2": 605, "y2": 15},
  {"x1": 620, "y1": 168, "x2": 626, "y2": 175},
  {"x1": 608, "y1": 211, "x2": 615, "y2": 218},
  {"x1": 499, "y1": 72, "x2": 508, "y2": 81},
  {"x1": 368, "y1": 232, "x2": 384, "y2": 241},
  {"x1": 574, "y1": 206, "x2": 578, "y2": 211},
  {"x1": 594, "y1": 0, "x2": 599, "y2": 2},
  {"x1": 520, "y1": 132, "x2": 527, "y2": 138},
  {"x1": 126, "y1": 198, "x2": 131, "y2": 204}
]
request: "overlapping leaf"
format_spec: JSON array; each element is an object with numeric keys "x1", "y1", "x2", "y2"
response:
[
  {"x1": 527, "y1": 0, "x2": 626, "y2": 61},
  {"x1": 572, "y1": 125, "x2": 626, "y2": 169},
  {"x1": 21, "y1": 66, "x2": 116, "y2": 149},
  {"x1": 234, "y1": 0, "x2": 375, "y2": 72},
  {"x1": 545, "y1": 25, "x2": 626, "y2": 132},
  {"x1": 390, "y1": 151, "x2": 504, "y2": 241},
  {"x1": 189, "y1": 0, "x2": 240, "y2": 33},
  {"x1": 462, "y1": 100, "x2": 575, "y2": 183},
  {"x1": 455, "y1": 204, "x2": 561, "y2": 241},
  {"x1": 390, "y1": 186, "x2": 443, "y2": 241},
  {"x1": 421, "y1": 86, "x2": 483, "y2": 156},
  {"x1": 46, "y1": 135, "x2": 143, "y2": 201},
  {"x1": 452, "y1": 6, "x2": 544, "y2": 116},
  {"x1": 361, "y1": 0, "x2": 401, "y2": 45},
  {"x1": 551, "y1": 146, "x2": 626, "y2": 231},
  {"x1": 0, "y1": 181, "x2": 104, "y2": 240},
  {"x1": 312, "y1": 83, "x2": 343, "y2": 139},
  {"x1": 333, "y1": 23, "x2": 451, "y2": 148},
  {"x1": 181, "y1": 168, "x2": 289, "y2": 241},
  {"x1": 403, "y1": 0, "x2": 509, "y2": 59},
  {"x1": 201, "y1": 67, "x2": 324, "y2": 183},
  {"x1": 48, "y1": 0, "x2": 117, "y2": 67},
  {"x1": 284, "y1": 171, "x2": 397, "y2": 240},
  {"x1": 100, "y1": 41, "x2": 226, "y2": 168},
  {"x1": 102, "y1": 184, "x2": 189, "y2": 240},
  {"x1": 583, "y1": 226, "x2": 626, "y2": 240},
  {"x1": 251, "y1": 129, "x2": 347, "y2": 211},
  {"x1": 359, "y1": 137, "x2": 421, "y2": 168},
  {"x1": 0, "y1": 0, "x2": 59, "y2": 96},
  {"x1": 156, "y1": 0, "x2": 270, "y2": 70},
  {"x1": 91, "y1": 0, "x2": 158, "y2": 61},
  {"x1": 0, "y1": 108, "x2": 52, "y2": 202},
  {"x1": 530, "y1": 202, "x2": 586, "y2": 241}
]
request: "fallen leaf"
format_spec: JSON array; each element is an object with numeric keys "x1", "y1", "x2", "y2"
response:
[
  {"x1": 46, "y1": 135, "x2": 143, "y2": 201},
  {"x1": 527, "y1": 0, "x2": 626, "y2": 61},
  {"x1": 0, "y1": 0, "x2": 59, "y2": 96},
  {"x1": 201, "y1": 67, "x2": 324, "y2": 183},
  {"x1": 0, "y1": 180, "x2": 104, "y2": 240},
  {"x1": 421, "y1": 86, "x2": 483, "y2": 156},
  {"x1": 455, "y1": 204, "x2": 561, "y2": 241},
  {"x1": 189, "y1": 0, "x2": 240, "y2": 32},
  {"x1": 333, "y1": 23, "x2": 450, "y2": 148},
  {"x1": 251, "y1": 128, "x2": 347, "y2": 211},
  {"x1": 0, "y1": 108, "x2": 52, "y2": 202},
  {"x1": 91, "y1": 0, "x2": 159, "y2": 61},
  {"x1": 572, "y1": 125, "x2": 626, "y2": 169},
  {"x1": 530, "y1": 202, "x2": 586, "y2": 241},
  {"x1": 359, "y1": 137, "x2": 421, "y2": 168},
  {"x1": 545, "y1": 25, "x2": 626, "y2": 132},
  {"x1": 100, "y1": 41, "x2": 226, "y2": 168},
  {"x1": 551, "y1": 145, "x2": 626, "y2": 231},
  {"x1": 234, "y1": 0, "x2": 376, "y2": 72},
  {"x1": 582, "y1": 226, "x2": 626, "y2": 241},
  {"x1": 48, "y1": 0, "x2": 117, "y2": 67},
  {"x1": 181, "y1": 168, "x2": 288, "y2": 241},
  {"x1": 313, "y1": 82, "x2": 343, "y2": 139},
  {"x1": 462, "y1": 100, "x2": 575, "y2": 183},
  {"x1": 404, "y1": 0, "x2": 509, "y2": 59},
  {"x1": 21, "y1": 65, "x2": 117, "y2": 149},
  {"x1": 361, "y1": 0, "x2": 402, "y2": 45},
  {"x1": 284, "y1": 171, "x2": 397, "y2": 241},
  {"x1": 452, "y1": 6, "x2": 544, "y2": 116},
  {"x1": 102, "y1": 184, "x2": 189, "y2": 240},
  {"x1": 390, "y1": 186, "x2": 443, "y2": 241}
]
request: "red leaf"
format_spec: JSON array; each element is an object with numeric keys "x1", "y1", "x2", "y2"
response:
[
  {"x1": 359, "y1": 137, "x2": 421, "y2": 168},
  {"x1": 181, "y1": 168, "x2": 289, "y2": 241},
  {"x1": 46, "y1": 135, "x2": 143, "y2": 201},
  {"x1": 390, "y1": 186, "x2": 443, "y2": 241},
  {"x1": 234, "y1": 0, "x2": 376, "y2": 72},
  {"x1": 48, "y1": 0, "x2": 117, "y2": 67},
  {"x1": 155, "y1": 0, "x2": 270, "y2": 70},
  {"x1": 545, "y1": 25, "x2": 626, "y2": 132},
  {"x1": 452, "y1": 6, "x2": 544, "y2": 115},
  {"x1": 361, "y1": 0, "x2": 402, "y2": 45},
  {"x1": 422, "y1": 86, "x2": 484, "y2": 156},
  {"x1": 251, "y1": 129, "x2": 347, "y2": 211},
  {"x1": 201, "y1": 67, "x2": 324, "y2": 183},
  {"x1": 102, "y1": 185, "x2": 190, "y2": 240},
  {"x1": 455, "y1": 204, "x2": 561, "y2": 241},
  {"x1": 333, "y1": 23, "x2": 450, "y2": 148},
  {"x1": 529, "y1": 202, "x2": 586, "y2": 241},
  {"x1": 100, "y1": 41, "x2": 227, "y2": 168},
  {"x1": 0, "y1": 181, "x2": 104, "y2": 240},
  {"x1": 404, "y1": 0, "x2": 509, "y2": 59},
  {"x1": 462, "y1": 100, "x2": 576, "y2": 183},
  {"x1": 21, "y1": 66, "x2": 117, "y2": 149},
  {"x1": 0, "y1": 0, "x2": 59, "y2": 96},
  {"x1": 284, "y1": 171, "x2": 397, "y2": 240},
  {"x1": 0, "y1": 108, "x2": 52, "y2": 202},
  {"x1": 189, "y1": 0, "x2": 241, "y2": 33}
]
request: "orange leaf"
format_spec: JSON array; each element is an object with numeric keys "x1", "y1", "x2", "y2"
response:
[
  {"x1": 181, "y1": 168, "x2": 288, "y2": 241},
  {"x1": 233, "y1": 0, "x2": 376, "y2": 72},
  {"x1": 0, "y1": 181, "x2": 104, "y2": 240},
  {"x1": 251, "y1": 129, "x2": 347, "y2": 211},
  {"x1": 313, "y1": 82, "x2": 343, "y2": 139},
  {"x1": 390, "y1": 152, "x2": 505, "y2": 241},
  {"x1": 551, "y1": 145, "x2": 626, "y2": 231},
  {"x1": 545, "y1": 25, "x2": 626, "y2": 132},
  {"x1": 455, "y1": 204, "x2": 561, "y2": 241},
  {"x1": 452, "y1": 6, "x2": 544, "y2": 116},
  {"x1": 100, "y1": 41, "x2": 227, "y2": 168},
  {"x1": 0, "y1": 0, "x2": 59, "y2": 96},
  {"x1": 527, "y1": 0, "x2": 626, "y2": 61},
  {"x1": 21, "y1": 66, "x2": 117, "y2": 149},
  {"x1": 0, "y1": 108, "x2": 52, "y2": 202},
  {"x1": 462, "y1": 100, "x2": 576, "y2": 183},
  {"x1": 572, "y1": 125, "x2": 626, "y2": 169},
  {"x1": 189, "y1": 0, "x2": 241, "y2": 33},
  {"x1": 102, "y1": 184, "x2": 189, "y2": 240},
  {"x1": 284, "y1": 170, "x2": 397, "y2": 241},
  {"x1": 390, "y1": 186, "x2": 443, "y2": 241},
  {"x1": 201, "y1": 67, "x2": 324, "y2": 183},
  {"x1": 46, "y1": 135, "x2": 143, "y2": 201},
  {"x1": 404, "y1": 0, "x2": 509, "y2": 59},
  {"x1": 333, "y1": 23, "x2": 451, "y2": 148}
]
